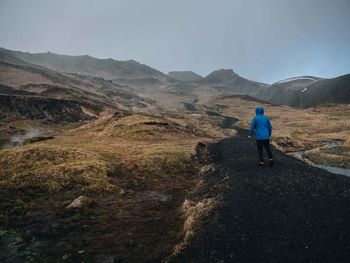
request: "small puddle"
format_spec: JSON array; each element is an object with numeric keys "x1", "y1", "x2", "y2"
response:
[
  {"x1": 320, "y1": 140, "x2": 342, "y2": 148},
  {"x1": 206, "y1": 111, "x2": 222, "y2": 117}
]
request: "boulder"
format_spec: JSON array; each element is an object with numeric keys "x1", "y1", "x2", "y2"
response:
[{"x1": 65, "y1": 196, "x2": 94, "y2": 210}]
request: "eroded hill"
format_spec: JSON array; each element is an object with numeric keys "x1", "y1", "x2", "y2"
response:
[{"x1": 0, "y1": 109, "x2": 236, "y2": 262}]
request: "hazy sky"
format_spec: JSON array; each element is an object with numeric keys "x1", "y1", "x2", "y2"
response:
[{"x1": 0, "y1": 0, "x2": 349, "y2": 83}]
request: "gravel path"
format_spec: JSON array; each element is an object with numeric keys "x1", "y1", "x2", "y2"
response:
[{"x1": 173, "y1": 128, "x2": 350, "y2": 263}]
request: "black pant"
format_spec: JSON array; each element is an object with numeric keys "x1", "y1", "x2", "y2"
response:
[{"x1": 256, "y1": 139, "x2": 273, "y2": 162}]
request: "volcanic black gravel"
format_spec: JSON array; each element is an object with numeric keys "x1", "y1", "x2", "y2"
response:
[{"x1": 173, "y1": 128, "x2": 350, "y2": 263}]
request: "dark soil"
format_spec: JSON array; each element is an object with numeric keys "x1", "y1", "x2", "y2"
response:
[{"x1": 172, "y1": 128, "x2": 350, "y2": 263}]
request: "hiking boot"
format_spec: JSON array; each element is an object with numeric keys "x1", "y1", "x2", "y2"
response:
[{"x1": 269, "y1": 159, "x2": 274, "y2": 166}]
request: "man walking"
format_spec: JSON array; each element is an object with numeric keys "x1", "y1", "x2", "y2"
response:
[{"x1": 248, "y1": 106, "x2": 274, "y2": 166}]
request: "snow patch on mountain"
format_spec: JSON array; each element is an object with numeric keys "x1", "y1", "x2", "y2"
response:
[{"x1": 277, "y1": 77, "x2": 317, "y2": 84}]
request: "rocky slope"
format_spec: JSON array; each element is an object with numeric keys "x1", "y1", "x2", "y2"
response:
[
  {"x1": 256, "y1": 76, "x2": 321, "y2": 106},
  {"x1": 297, "y1": 74, "x2": 350, "y2": 107},
  {"x1": 2, "y1": 48, "x2": 167, "y2": 81},
  {"x1": 0, "y1": 95, "x2": 99, "y2": 122},
  {"x1": 0, "y1": 49, "x2": 157, "y2": 121},
  {"x1": 256, "y1": 75, "x2": 350, "y2": 107}
]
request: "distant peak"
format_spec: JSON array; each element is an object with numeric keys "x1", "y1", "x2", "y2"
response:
[
  {"x1": 125, "y1": 59, "x2": 140, "y2": 63},
  {"x1": 218, "y1": 68, "x2": 235, "y2": 73},
  {"x1": 204, "y1": 68, "x2": 240, "y2": 83},
  {"x1": 207, "y1": 68, "x2": 239, "y2": 76}
]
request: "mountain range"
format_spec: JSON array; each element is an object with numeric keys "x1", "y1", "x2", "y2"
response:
[{"x1": 0, "y1": 47, "x2": 349, "y2": 122}]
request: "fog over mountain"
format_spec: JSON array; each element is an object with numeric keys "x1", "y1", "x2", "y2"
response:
[{"x1": 0, "y1": 0, "x2": 349, "y2": 83}]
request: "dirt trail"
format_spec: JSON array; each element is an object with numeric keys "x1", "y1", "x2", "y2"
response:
[{"x1": 173, "y1": 128, "x2": 350, "y2": 262}]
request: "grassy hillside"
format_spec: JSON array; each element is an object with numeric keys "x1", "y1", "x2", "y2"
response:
[{"x1": 0, "y1": 109, "x2": 235, "y2": 261}]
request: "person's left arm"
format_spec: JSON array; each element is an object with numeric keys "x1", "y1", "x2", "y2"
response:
[{"x1": 267, "y1": 117, "x2": 272, "y2": 137}]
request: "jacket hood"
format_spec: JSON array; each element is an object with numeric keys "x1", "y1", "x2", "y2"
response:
[{"x1": 255, "y1": 106, "x2": 264, "y2": 115}]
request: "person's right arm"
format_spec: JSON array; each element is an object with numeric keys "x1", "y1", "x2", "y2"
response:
[{"x1": 248, "y1": 117, "x2": 256, "y2": 137}]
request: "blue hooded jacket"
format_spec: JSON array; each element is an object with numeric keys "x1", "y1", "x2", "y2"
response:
[{"x1": 248, "y1": 106, "x2": 272, "y2": 140}]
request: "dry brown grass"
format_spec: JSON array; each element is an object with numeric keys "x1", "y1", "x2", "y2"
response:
[
  {"x1": 215, "y1": 98, "x2": 350, "y2": 146},
  {"x1": 0, "y1": 145, "x2": 115, "y2": 193},
  {"x1": 87, "y1": 114, "x2": 192, "y2": 140},
  {"x1": 173, "y1": 197, "x2": 216, "y2": 256}
]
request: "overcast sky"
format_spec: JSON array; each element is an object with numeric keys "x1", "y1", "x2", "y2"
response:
[{"x1": 0, "y1": 0, "x2": 349, "y2": 83}]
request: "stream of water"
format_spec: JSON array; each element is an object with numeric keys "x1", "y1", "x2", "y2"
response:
[
  {"x1": 316, "y1": 165, "x2": 350, "y2": 177},
  {"x1": 288, "y1": 141, "x2": 350, "y2": 177}
]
